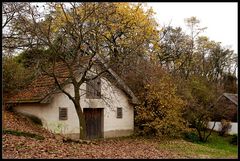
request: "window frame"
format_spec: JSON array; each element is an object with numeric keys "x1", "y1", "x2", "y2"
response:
[
  {"x1": 59, "y1": 107, "x2": 68, "y2": 120},
  {"x1": 116, "y1": 107, "x2": 123, "y2": 119}
]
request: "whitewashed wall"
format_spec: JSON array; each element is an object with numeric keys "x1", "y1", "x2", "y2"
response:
[
  {"x1": 208, "y1": 121, "x2": 238, "y2": 135},
  {"x1": 13, "y1": 77, "x2": 134, "y2": 138}
]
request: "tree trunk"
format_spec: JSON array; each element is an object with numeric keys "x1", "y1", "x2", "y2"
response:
[
  {"x1": 74, "y1": 101, "x2": 86, "y2": 139},
  {"x1": 196, "y1": 128, "x2": 204, "y2": 142},
  {"x1": 204, "y1": 121, "x2": 216, "y2": 142}
]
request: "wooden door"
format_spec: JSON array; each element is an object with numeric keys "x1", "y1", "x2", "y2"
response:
[{"x1": 84, "y1": 108, "x2": 103, "y2": 139}]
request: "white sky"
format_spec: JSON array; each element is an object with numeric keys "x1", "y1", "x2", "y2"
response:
[{"x1": 145, "y1": 2, "x2": 238, "y2": 54}]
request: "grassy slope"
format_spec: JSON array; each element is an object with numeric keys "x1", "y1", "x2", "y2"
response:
[{"x1": 158, "y1": 132, "x2": 238, "y2": 159}]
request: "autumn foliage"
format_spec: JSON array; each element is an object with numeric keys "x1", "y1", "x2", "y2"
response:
[{"x1": 134, "y1": 67, "x2": 187, "y2": 138}]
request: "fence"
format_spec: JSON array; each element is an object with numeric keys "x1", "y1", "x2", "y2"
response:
[{"x1": 208, "y1": 121, "x2": 238, "y2": 135}]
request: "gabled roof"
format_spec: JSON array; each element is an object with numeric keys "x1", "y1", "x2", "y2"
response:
[
  {"x1": 222, "y1": 93, "x2": 238, "y2": 106},
  {"x1": 6, "y1": 57, "x2": 139, "y2": 105}
]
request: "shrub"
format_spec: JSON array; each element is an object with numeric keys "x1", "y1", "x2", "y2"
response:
[
  {"x1": 3, "y1": 55, "x2": 35, "y2": 104},
  {"x1": 218, "y1": 119, "x2": 232, "y2": 136},
  {"x1": 180, "y1": 76, "x2": 218, "y2": 142},
  {"x1": 183, "y1": 132, "x2": 199, "y2": 143},
  {"x1": 135, "y1": 74, "x2": 188, "y2": 138}
]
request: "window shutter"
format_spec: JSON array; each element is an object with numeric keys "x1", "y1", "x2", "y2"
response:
[
  {"x1": 93, "y1": 78, "x2": 98, "y2": 97},
  {"x1": 86, "y1": 81, "x2": 92, "y2": 98},
  {"x1": 59, "y1": 107, "x2": 68, "y2": 120},
  {"x1": 86, "y1": 77, "x2": 101, "y2": 99},
  {"x1": 96, "y1": 78, "x2": 101, "y2": 98},
  {"x1": 117, "y1": 107, "x2": 123, "y2": 118}
]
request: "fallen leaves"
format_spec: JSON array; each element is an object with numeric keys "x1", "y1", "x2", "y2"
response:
[
  {"x1": 2, "y1": 110, "x2": 222, "y2": 159},
  {"x1": 3, "y1": 132, "x2": 187, "y2": 159}
]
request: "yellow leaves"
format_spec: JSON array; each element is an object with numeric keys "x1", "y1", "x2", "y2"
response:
[
  {"x1": 112, "y1": 3, "x2": 158, "y2": 38},
  {"x1": 135, "y1": 71, "x2": 188, "y2": 137},
  {"x1": 47, "y1": 3, "x2": 75, "y2": 33}
]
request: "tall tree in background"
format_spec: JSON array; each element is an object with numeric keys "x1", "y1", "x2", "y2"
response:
[
  {"x1": 155, "y1": 17, "x2": 237, "y2": 84},
  {"x1": 154, "y1": 17, "x2": 237, "y2": 141},
  {"x1": 2, "y1": 2, "x2": 31, "y2": 54},
  {"x1": 184, "y1": 16, "x2": 207, "y2": 79},
  {"x1": 156, "y1": 26, "x2": 192, "y2": 74}
]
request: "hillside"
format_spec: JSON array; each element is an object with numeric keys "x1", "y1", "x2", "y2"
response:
[
  {"x1": 3, "y1": 110, "x2": 56, "y2": 138},
  {"x1": 3, "y1": 110, "x2": 186, "y2": 159}
]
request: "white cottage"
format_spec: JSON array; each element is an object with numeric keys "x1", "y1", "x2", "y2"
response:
[{"x1": 7, "y1": 61, "x2": 139, "y2": 139}]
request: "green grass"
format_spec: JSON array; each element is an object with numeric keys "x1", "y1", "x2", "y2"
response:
[
  {"x1": 158, "y1": 131, "x2": 238, "y2": 159},
  {"x1": 3, "y1": 129, "x2": 45, "y2": 140}
]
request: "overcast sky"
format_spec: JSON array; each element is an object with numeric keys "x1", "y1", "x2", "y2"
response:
[{"x1": 145, "y1": 2, "x2": 238, "y2": 54}]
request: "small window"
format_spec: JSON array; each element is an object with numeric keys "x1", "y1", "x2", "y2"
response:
[
  {"x1": 117, "y1": 107, "x2": 122, "y2": 118},
  {"x1": 59, "y1": 107, "x2": 68, "y2": 120}
]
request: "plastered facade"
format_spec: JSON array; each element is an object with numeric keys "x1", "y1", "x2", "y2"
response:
[{"x1": 13, "y1": 77, "x2": 134, "y2": 138}]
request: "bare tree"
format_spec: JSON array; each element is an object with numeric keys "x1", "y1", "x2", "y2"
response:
[
  {"x1": 184, "y1": 16, "x2": 207, "y2": 79},
  {"x1": 2, "y1": 2, "x2": 32, "y2": 54}
]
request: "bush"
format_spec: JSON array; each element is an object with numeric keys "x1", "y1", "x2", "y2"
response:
[
  {"x1": 135, "y1": 74, "x2": 187, "y2": 138},
  {"x1": 183, "y1": 132, "x2": 199, "y2": 143},
  {"x1": 230, "y1": 134, "x2": 237, "y2": 145},
  {"x1": 3, "y1": 55, "x2": 34, "y2": 97},
  {"x1": 218, "y1": 119, "x2": 232, "y2": 136},
  {"x1": 180, "y1": 76, "x2": 219, "y2": 142}
]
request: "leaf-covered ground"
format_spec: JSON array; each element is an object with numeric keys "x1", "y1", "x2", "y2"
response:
[
  {"x1": 2, "y1": 110, "x2": 237, "y2": 159},
  {"x1": 3, "y1": 134, "x2": 189, "y2": 159}
]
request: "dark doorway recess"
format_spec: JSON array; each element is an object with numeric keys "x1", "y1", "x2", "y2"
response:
[{"x1": 84, "y1": 108, "x2": 103, "y2": 139}]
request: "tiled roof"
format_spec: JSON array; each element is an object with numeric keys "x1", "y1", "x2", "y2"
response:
[{"x1": 7, "y1": 62, "x2": 79, "y2": 103}]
